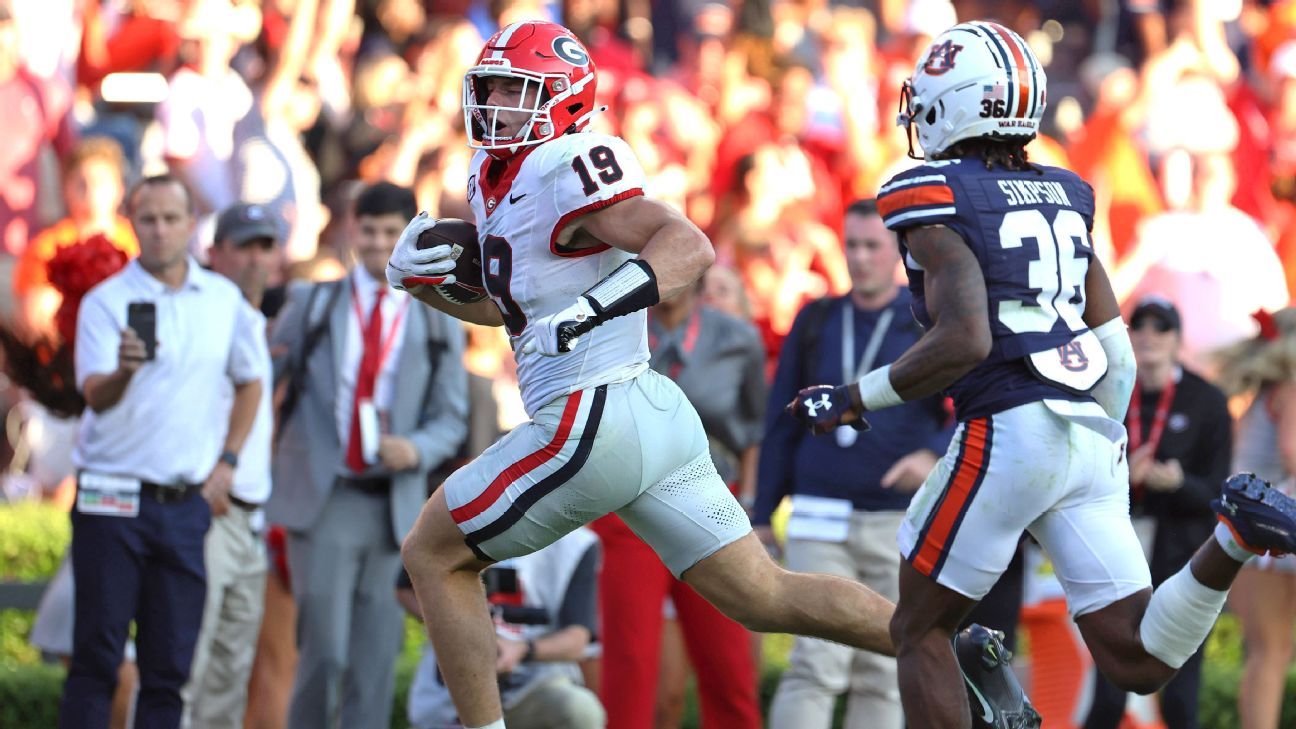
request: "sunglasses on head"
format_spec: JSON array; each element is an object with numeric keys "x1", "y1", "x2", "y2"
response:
[{"x1": 1131, "y1": 317, "x2": 1174, "y2": 333}]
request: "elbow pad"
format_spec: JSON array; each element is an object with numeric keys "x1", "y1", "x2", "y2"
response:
[{"x1": 1090, "y1": 317, "x2": 1135, "y2": 421}]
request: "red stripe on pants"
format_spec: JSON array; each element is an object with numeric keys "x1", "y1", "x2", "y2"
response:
[
  {"x1": 450, "y1": 390, "x2": 584, "y2": 524},
  {"x1": 912, "y1": 417, "x2": 990, "y2": 576},
  {"x1": 591, "y1": 515, "x2": 760, "y2": 729}
]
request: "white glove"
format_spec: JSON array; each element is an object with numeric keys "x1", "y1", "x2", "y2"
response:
[
  {"x1": 521, "y1": 297, "x2": 599, "y2": 356},
  {"x1": 386, "y1": 212, "x2": 457, "y2": 291}
]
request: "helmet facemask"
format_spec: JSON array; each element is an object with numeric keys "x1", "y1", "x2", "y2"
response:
[
  {"x1": 463, "y1": 66, "x2": 596, "y2": 158},
  {"x1": 464, "y1": 70, "x2": 554, "y2": 154}
]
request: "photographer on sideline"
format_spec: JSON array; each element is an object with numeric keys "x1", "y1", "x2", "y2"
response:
[{"x1": 396, "y1": 528, "x2": 605, "y2": 729}]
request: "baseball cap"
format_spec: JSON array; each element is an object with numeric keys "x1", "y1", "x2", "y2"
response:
[
  {"x1": 1129, "y1": 295, "x2": 1181, "y2": 332},
  {"x1": 214, "y1": 203, "x2": 280, "y2": 246}
]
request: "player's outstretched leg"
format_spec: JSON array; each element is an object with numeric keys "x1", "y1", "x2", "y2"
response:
[
  {"x1": 680, "y1": 532, "x2": 895, "y2": 655},
  {"x1": 955, "y1": 625, "x2": 1041, "y2": 729},
  {"x1": 401, "y1": 487, "x2": 504, "y2": 729},
  {"x1": 1078, "y1": 473, "x2": 1296, "y2": 695}
]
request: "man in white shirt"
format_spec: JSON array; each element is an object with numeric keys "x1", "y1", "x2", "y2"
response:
[
  {"x1": 181, "y1": 203, "x2": 280, "y2": 729},
  {"x1": 60, "y1": 175, "x2": 265, "y2": 729},
  {"x1": 267, "y1": 182, "x2": 468, "y2": 729}
]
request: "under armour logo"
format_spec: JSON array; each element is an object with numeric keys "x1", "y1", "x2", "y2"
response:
[{"x1": 804, "y1": 394, "x2": 832, "y2": 416}]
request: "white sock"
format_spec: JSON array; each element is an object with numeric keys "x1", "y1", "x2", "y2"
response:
[
  {"x1": 1138, "y1": 565, "x2": 1228, "y2": 669},
  {"x1": 1214, "y1": 521, "x2": 1257, "y2": 563},
  {"x1": 466, "y1": 721, "x2": 506, "y2": 729}
]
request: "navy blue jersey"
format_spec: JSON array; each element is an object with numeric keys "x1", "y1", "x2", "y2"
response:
[{"x1": 878, "y1": 158, "x2": 1098, "y2": 421}]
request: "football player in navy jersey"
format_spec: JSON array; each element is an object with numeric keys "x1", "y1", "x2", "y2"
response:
[{"x1": 789, "y1": 20, "x2": 1296, "y2": 729}]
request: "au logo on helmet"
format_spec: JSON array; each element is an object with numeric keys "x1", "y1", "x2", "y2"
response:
[
  {"x1": 923, "y1": 40, "x2": 964, "y2": 75},
  {"x1": 552, "y1": 36, "x2": 589, "y2": 66}
]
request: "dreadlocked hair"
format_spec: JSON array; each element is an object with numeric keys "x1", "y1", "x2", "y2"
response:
[{"x1": 940, "y1": 138, "x2": 1039, "y2": 173}]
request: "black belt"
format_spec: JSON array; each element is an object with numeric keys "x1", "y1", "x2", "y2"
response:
[
  {"x1": 140, "y1": 481, "x2": 202, "y2": 503},
  {"x1": 338, "y1": 475, "x2": 392, "y2": 495},
  {"x1": 228, "y1": 495, "x2": 261, "y2": 511}
]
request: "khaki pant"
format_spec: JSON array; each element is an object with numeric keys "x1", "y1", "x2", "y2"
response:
[
  {"x1": 506, "y1": 676, "x2": 606, "y2": 729},
  {"x1": 768, "y1": 510, "x2": 905, "y2": 729},
  {"x1": 182, "y1": 506, "x2": 267, "y2": 729}
]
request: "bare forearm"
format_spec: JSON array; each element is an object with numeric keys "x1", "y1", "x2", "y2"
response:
[
  {"x1": 866, "y1": 225, "x2": 990, "y2": 404},
  {"x1": 862, "y1": 325, "x2": 984, "y2": 403},
  {"x1": 531, "y1": 626, "x2": 590, "y2": 663},
  {"x1": 83, "y1": 370, "x2": 135, "y2": 413},
  {"x1": 635, "y1": 220, "x2": 714, "y2": 301},
  {"x1": 224, "y1": 379, "x2": 263, "y2": 454},
  {"x1": 408, "y1": 286, "x2": 504, "y2": 327}
]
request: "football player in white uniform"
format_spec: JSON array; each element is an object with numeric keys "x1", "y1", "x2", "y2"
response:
[{"x1": 385, "y1": 20, "x2": 901, "y2": 729}]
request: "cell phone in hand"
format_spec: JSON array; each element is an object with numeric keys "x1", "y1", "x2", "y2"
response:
[{"x1": 126, "y1": 301, "x2": 157, "y2": 361}]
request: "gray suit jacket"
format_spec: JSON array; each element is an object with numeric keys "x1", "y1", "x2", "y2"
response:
[{"x1": 266, "y1": 275, "x2": 468, "y2": 543}]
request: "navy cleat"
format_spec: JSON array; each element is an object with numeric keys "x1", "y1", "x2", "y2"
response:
[
  {"x1": 955, "y1": 624, "x2": 1041, "y2": 729},
  {"x1": 1212, "y1": 472, "x2": 1296, "y2": 556}
]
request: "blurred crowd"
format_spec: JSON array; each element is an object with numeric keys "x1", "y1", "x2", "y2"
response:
[{"x1": 5, "y1": 0, "x2": 1296, "y2": 727}]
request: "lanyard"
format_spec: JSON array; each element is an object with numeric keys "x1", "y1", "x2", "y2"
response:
[
  {"x1": 350, "y1": 283, "x2": 410, "y2": 376},
  {"x1": 842, "y1": 302, "x2": 894, "y2": 385},
  {"x1": 1127, "y1": 376, "x2": 1176, "y2": 457}
]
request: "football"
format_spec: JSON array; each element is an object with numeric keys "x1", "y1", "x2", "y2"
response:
[{"x1": 415, "y1": 218, "x2": 488, "y2": 304}]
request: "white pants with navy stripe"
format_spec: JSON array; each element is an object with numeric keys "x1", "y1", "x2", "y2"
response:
[
  {"x1": 445, "y1": 368, "x2": 751, "y2": 577},
  {"x1": 897, "y1": 399, "x2": 1152, "y2": 617}
]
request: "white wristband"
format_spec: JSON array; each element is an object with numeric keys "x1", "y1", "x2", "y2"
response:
[{"x1": 857, "y1": 365, "x2": 904, "y2": 411}]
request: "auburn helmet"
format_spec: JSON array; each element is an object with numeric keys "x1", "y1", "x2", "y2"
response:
[
  {"x1": 463, "y1": 21, "x2": 600, "y2": 159},
  {"x1": 897, "y1": 21, "x2": 1046, "y2": 158}
]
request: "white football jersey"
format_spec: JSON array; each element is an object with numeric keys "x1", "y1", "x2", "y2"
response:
[{"x1": 468, "y1": 131, "x2": 651, "y2": 416}]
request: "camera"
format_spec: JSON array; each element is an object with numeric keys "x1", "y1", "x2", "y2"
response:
[{"x1": 483, "y1": 566, "x2": 549, "y2": 627}]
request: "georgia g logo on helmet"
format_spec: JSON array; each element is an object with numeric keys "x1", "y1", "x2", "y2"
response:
[
  {"x1": 922, "y1": 40, "x2": 964, "y2": 76},
  {"x1": 552, "y1": 35, "x2": 590, "y2": 67}
]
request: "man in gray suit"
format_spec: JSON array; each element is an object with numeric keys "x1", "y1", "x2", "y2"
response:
[{"x1": 267, "y1": 182, "x2": 468, "y2": 729}]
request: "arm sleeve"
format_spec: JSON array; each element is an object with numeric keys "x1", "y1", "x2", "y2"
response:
[
  {"x1": 1091, "y1": 317, "x2": 1136, "y2": 422},
  {"x1": 547, "y1": 134, "x2": 647, "y2": 255},
  {"x1": 736, "y1": 323, "x2": 769, "y2": 450},
  {"x1": 402, "y1": 312, "x2": 469, "y2": 472},
  {"x1": 226, "y1": 300, "x2": 267, "y2": 385},
  {"x1": 267, "y1": 281, "x2": 314, "y2": 383},
  {"x1": 75, "y1": 291, "x2": 123, "y2": 390},
  {"x1": 557, "y1": 542, "x2": 600, "y2": 636},
  {"x1": 752, "y1": 313, "x2": 810, "y2": 526},
  {"x1": 877, "y1": 166, "x2": 960, "y2": 232},
  {"x1": 1172, "y1": 387, "x2": 1233, "y2": 515}
]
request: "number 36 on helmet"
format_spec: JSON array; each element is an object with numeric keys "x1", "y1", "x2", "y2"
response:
[{"x1": 897, "y1": 21, "x2": 1047, "y2": 158}]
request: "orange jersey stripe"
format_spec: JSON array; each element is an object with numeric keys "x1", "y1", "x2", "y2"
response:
[
  {"x1": 877, "y1": 184, "x2": 956, "y2": 219},
  {"x1": 912, "y1": 418, "x2": 990, "y2": 577},
  {"x1": 986, "y1": 22, "x2": 1030, "y2": 117}
]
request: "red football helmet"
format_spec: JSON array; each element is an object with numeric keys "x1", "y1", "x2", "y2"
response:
[{"x1": 463, "y1": 21, "x2": 600, "y2": 159}]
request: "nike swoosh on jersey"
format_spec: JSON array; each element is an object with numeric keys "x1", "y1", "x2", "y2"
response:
[
  {"x1": 961, "y1": 667, "x2": 996, "y2": 724},
  {"x1": 509, "y1": 193, "x2": 528, "y2": 204}
]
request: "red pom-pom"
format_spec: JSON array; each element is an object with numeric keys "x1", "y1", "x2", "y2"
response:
[
  {"x1": 46, "y1": 234, "x2": 130, "y2": 345},
  {"x1": 1252, "y1": 309, "x2": 1280, "y2": 342}
]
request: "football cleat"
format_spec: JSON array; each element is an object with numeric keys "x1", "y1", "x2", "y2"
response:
[
  {"x1": 1212, "y1": 472, "x2": 1296, "y2": 556},
  {"x1": 955, "y1": 624, "x2": 1041, "y2": 729}
]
